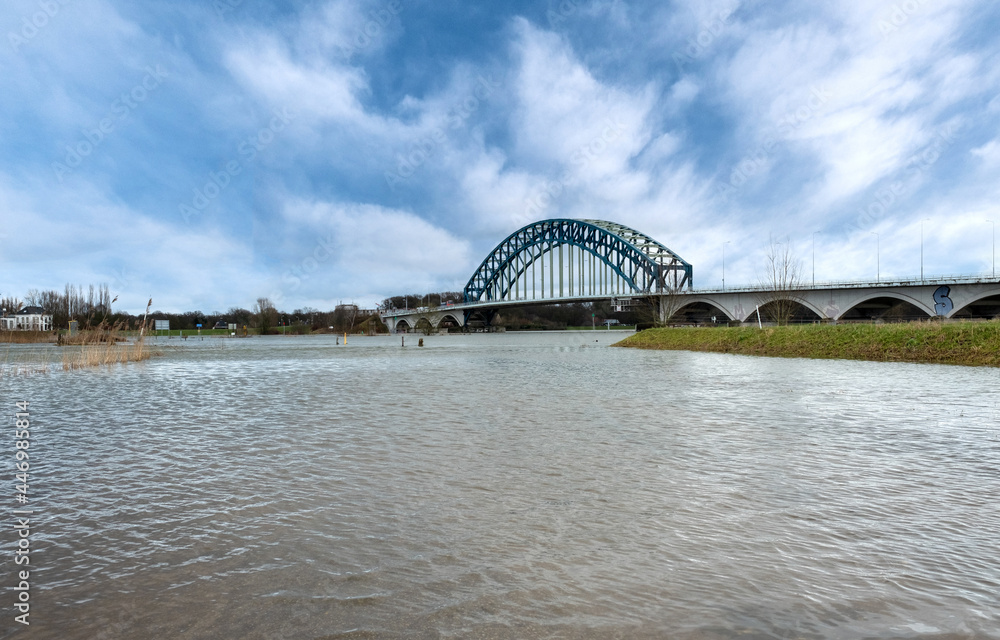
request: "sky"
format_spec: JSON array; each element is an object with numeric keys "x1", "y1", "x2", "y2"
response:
[{"x1": 2, "y1": 0, "x2": 999, "y2": 313}]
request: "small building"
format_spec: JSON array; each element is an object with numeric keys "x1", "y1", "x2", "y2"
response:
[{"x1": 1, "y1": 306, "x2": 53, "y2": 331}]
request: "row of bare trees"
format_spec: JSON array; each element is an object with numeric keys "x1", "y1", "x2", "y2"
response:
[{"x1": 3, "y1": 284, "x2": 117, "y2": 328}]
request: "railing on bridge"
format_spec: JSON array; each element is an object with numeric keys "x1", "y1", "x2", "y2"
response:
[{"x1": 692, "y1": 273, "x2": 999, "y2": 295}]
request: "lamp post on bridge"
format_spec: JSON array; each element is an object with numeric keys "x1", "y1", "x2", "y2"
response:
[
  {"x1": 722, "y1": 241, "x2": 730, "y2": 291},
  {"x1": 987, "y1": 219, "x2": 996, "y2": 279},
  {"x1": 871, "y1": 231, "x2": 879, "y2": 283},
  {"x1": 812, "y1": 231, "x2": 821, "y2": 286},
  {"x1": 920, "y1": 218, "x2": 930, "y2": 283}
]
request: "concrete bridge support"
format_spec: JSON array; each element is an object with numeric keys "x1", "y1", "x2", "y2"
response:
[{"x1": 382, "y1": 309, "x2": 466, "y2": 334}]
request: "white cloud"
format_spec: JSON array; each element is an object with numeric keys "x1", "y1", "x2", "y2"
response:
[
  {"x1": 279, "y1": 198, "x2": 473, "y2": 296},
  {"x1": 972, "y1": 139, "x2": 1000, "y2": 166},
  {"x1": 718, "y1": 0, "x2": 988, "y2": 213},
  {"x1": 509, "y1": 19, "x2": 657, "y2": 171},
  {"x1": 224, "y1": 38, "x2": 369, "y2": 123},
  {"x1": 0, "y1": 174, "x2": 263, "y2": 312}
]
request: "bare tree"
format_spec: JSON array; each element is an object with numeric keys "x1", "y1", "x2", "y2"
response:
[
  {"x1": 756, "y1": 235, "x2": 803, "y2": 325},
  {"x1": 415, "y1": 317, "x2": 435, "y2": 336},
  {"x1": 253, "y1": 297, "x2": 278, "y2": 334},
  {"x1": 0, "y1": 295, "x2": 23, "y2": 315}
]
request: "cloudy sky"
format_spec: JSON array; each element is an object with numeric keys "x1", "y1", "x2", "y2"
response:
[{"x1": 2, "y1": 0, "x2": 999, "y2": 313}]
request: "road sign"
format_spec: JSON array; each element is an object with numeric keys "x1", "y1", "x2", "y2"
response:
[{"x1": 154, "y1": 320, "x2": 169, "y2": 331}]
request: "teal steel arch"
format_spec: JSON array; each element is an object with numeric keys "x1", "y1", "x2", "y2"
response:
[{"x1": 463, "y1": 219, "x2": 692, "y2": 303}]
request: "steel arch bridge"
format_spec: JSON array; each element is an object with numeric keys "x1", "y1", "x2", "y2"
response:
[{"x1": 462, "y1": 218, "x2": 692, "y2": 304}]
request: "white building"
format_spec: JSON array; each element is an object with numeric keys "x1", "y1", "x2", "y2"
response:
[{"x1": 1, "y1": 306, "x2": 53, "y2": 331}]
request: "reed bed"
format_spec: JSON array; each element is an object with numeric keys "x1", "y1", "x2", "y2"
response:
[
  {"x1": 60, "y1": 302, "x2": 159, "y2": 370},
  {"x1": 2, "y1": 300, "x2": 161, "y2": 373},
  {"x1": 0, "y1": 330, "x2": 57, "y2": 344},
  {"x1": 60, "y1": 339, "x2": 156, "y2": 370},
  {"x1": 59, "y1": 331, "x2": 124, "y2": 346}
]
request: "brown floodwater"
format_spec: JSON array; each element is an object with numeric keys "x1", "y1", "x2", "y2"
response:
[{"x1": 2, "y1": 333, "x2": 998, "y2": 639}]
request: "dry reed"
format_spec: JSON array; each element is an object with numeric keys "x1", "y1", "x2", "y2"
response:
[
  {"x1": 60, "y1": 298, "x2": 160, "y2": 370},
  {"x1": 1, "y1": 331, "x2": 57, "y2": 344}
]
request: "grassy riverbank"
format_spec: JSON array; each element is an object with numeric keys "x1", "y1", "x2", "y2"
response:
[{"x1": 616, "y1": 321, "x2": 1000, "y2": 367}]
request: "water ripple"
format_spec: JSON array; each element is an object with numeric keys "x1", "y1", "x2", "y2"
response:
[{"x1": 2, "y1": 334, "x2": 998, "y2": 639}]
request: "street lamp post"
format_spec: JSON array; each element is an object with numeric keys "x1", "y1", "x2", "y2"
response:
[
  {"x1": 722, "y1": 241, "x2": 731, "y2": 291},
  {"x1": 988, "y1": 219, "x2": 996, "y2": 279},
  {"x1": 920, "y1": 218, "x2": 930, "y2": 283},
  {"x1": 812, "y1": 231, "x2": 821, "y2": 286},
  {"x1": 871, "y1": 231, "x2": 879, "y2": 283}
]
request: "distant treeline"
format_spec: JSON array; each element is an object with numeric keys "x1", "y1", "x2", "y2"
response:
[
  {"x1": 2, "y1": 285, "x2": 647, "y2": 334},
  {"x1": 150, "y1": 304, "x2": 386, "y2": 334}
]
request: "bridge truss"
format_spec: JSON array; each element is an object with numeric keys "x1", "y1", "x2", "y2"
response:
[{"x1": 463, "y1": 219, "x2": 692, "y2": 303}]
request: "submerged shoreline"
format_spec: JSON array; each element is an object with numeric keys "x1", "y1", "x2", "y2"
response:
[{"x1": 615, "y1": 321, "x2": 1000, "y2": 367}]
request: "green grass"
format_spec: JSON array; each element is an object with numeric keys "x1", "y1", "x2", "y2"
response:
[
  {"x1": 615, "y1": 321, "x2": 1000, "y2": 367},
  {"x1": 565, "y1": 325, "x2": 636, "y2": 331}
]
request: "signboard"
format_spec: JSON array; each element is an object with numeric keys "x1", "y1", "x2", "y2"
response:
[
  {"x1": 612, "y1": 297, "x2": 633, "y2": 312},
  {"x1": 228, "y1": 323, "x2": 237, "y2": 331},
  {"x1": 196, "y1": 324, "x2": 202, "y2": 328},
  {"x1": 154, "y1": 320, "x2": 169, "y2": 331}
]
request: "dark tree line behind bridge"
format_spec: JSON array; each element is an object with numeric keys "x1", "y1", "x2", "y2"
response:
[
  {"x1": 3, "y1": 283, "x2": 647, "y2": 335},
  {"x1": 380, "y1": 292, "x2": 647, "y2": 330}
]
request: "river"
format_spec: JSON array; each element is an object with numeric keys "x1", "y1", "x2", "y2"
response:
[{"x1": 2, "y1": 332, "x2": 998, "y2": 639}]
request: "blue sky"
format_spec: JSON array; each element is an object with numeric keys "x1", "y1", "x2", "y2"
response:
[{"x1": 2, "y1": 0, "x2": 999, "y2": 313}]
